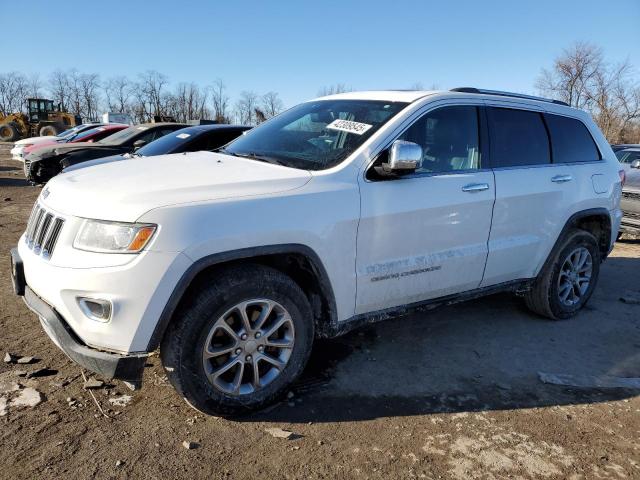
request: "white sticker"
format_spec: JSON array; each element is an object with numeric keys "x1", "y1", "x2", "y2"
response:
[
  {"x1": 176, "y1": 133, "x2": 191, "y2": 139},
  {"x1": 326, "y1": 119, "x2": 373, "y2": 135}
]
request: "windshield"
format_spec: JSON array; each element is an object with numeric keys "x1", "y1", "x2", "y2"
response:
[
  {"x1": 70, "y1": 127, "x2": 106, "y2": 142},
  {"x1": 616, "y1": 150, "x2": 640, "y2": 163},
  {"x1": 137, "y1": 128, "x2": 197, "y2": 156},
  {"x1": 98, "y1": 125, "x2": 149, "y2": 145},
  {"x1": 223, "y1": 100, "x2": 408, "y2": 170}
]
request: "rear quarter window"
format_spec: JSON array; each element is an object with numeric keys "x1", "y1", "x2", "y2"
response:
[
  {"x1": 544, "y1": 114, "x2": 601, "y2": 163},
  {"x1": 487, "y1": 107, "x2": 551, "y2": 167}
]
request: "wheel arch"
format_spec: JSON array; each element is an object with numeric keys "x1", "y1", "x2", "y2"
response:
[
  {"x1": 147, "y1": 244, "x2": 338, "y2": 351},
  {"x1": 537, "y1": 208, "x2": 612, "y2": 277}
]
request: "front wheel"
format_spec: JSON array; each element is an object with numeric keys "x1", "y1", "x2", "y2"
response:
[
  {"x1": 161, "y1": 264, "x2": 314, "y2": 416},
  {"x1": 525, "y1": 229, "x2": 601, "y2": 320}
]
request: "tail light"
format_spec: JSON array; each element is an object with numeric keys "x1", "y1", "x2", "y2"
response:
[{"x1": 619, "y1": 169, "x2": 626, "y2": 187}]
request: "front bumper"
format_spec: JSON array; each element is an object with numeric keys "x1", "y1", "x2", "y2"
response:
[
  {"x1": 10, "y1": 146, "x2": 24, "y2": 161},
  {"x1": 12, "y1": 249, "x2": 146, "y2": 381}
]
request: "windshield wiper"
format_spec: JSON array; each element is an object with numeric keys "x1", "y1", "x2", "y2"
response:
[{"x1": 217, "y1": 149, "x2": 285, "y2": 166}]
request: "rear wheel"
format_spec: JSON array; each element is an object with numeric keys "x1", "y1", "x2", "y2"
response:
[
  {"x1": 0, "y1": 122, "x2": 19, "y2": 141},
  {"x1": 161, "y1": 264, "x2": 314, "y2": 416},
  {"x1": 39, "y1": 125, "x2": 59, "y2": 136},
  {"x1": 525, "y1": 229, "x2": 600, "y2": 320}
]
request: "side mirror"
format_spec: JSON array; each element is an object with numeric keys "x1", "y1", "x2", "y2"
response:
[
  {"x1": 631, "y1": 159, "x2": 640, "y2": 169},
  {"x1": 133, "y1": 139, "x2": 147, "y2": 150},
  {"x1": 388, "y1": 140, "x2": 423, "y2": 172}
]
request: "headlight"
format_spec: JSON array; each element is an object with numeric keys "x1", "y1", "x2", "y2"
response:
[{"x1": 74, "y1": 220, "x2": 156, "y2": 253}]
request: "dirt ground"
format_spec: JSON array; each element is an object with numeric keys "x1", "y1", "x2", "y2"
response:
[{"x1": 0, "y1": 146, "x2": 639, "y2": 480}]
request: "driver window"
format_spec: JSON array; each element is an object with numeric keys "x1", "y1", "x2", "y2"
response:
[{"x1": 400, "y1": 106, "x2": 481, "y2": 174}]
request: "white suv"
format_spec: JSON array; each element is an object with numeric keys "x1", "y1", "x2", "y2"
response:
[{"x1": 11, "y1": 88, "x2": 624, "y2": 415}]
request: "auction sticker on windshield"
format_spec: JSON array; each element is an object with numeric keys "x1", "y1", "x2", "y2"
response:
[{"x1": 326, "y1": 119, "x2": 373, "y2": 135}]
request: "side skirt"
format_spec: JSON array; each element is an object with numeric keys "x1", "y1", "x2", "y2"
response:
[{"x1": 324, "y1": 278, "x2": 532, "y2": 338}]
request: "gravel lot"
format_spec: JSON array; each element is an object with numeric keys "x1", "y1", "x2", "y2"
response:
[{"x1": 1, "y1": 145, "x2": 639, "y2": 479}]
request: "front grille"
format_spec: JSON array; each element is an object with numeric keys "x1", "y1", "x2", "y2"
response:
[
  {"x1": 622, "y1": 191, "x2": 640, "y2": 201},
  {"x1": 24, "y1": 203, "x2": 65, "y2": 258}
]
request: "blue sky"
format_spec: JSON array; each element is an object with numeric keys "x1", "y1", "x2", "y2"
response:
[{"x1": 4, "y1": 0, "x2": 639, "y2": 107}]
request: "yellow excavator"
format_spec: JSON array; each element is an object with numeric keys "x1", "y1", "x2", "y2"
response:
[{"x1": 0, "y1": 98, "x2": 82, "y2": 141}]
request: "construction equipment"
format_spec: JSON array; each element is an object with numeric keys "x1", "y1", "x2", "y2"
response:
[{"x1": 0, "y1": 98, "x2": 82, "y2": 142}]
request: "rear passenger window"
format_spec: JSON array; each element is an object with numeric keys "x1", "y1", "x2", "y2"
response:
[
  {"x1": 488, "y1": 108, "x2": 550, "y2": 167},
  {"x1": 544, "y1": 114, "x2": 601, "y2": 163}
]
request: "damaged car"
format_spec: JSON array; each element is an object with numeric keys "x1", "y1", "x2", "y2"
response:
[
  {"x1": 62, "y1": 124, "x2": 250, "y2": 173},
  {"x1": 24, "y1": 122, "x2": 188, "y2": 184}
]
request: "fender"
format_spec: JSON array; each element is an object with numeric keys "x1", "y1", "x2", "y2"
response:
[
  {"x1": 146, "y1": 243, "x2": 338, "y2": 350},
  {"x1": 536, "y1": 207, "x2": 612, "y2": 277}
]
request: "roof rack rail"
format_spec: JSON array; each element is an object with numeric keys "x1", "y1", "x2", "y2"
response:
[{"x1": 450, "y1": 87, "x2": 569, "y2": 107}]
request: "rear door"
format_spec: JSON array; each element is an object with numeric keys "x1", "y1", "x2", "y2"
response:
[{"x1": 481, "y1": 105, "x2": 588, "y2": 286}]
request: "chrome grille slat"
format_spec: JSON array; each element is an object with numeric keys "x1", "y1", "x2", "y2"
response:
[
  {"x1": 29, "y1": 208, "x2": 44, "y2": 244},
  {"x1": 35, "y1": 213, "x2": 53, "y2": 249},
  {"x1": 43, "y1": 218, "x2": 64, "y2": 256},
  {"x1": 23, "y1": 203, "x2": 65, "y2": 259}
]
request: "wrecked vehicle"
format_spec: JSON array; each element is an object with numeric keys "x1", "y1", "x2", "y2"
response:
[
  {"x1": 62, "y1": 124, "x2": 251, "y2": 173},
  {"x1": 11, "y1": 88, "x2": 623, "y2": 415},
  {"x1": 24, "y1": 122, "x2": 188, "y2": 184}
]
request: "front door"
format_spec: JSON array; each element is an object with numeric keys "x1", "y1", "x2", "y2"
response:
[{"x1": 355, "y1": 105, "x2": 495, "y2": 314}]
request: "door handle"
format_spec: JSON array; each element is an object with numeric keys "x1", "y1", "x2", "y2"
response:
[
  {"x1": 462, "y1": 183, "x2": 490, "y2": 192},
  {"x1": 551, "y1": 174, "x2": 573, "y2": 183}
]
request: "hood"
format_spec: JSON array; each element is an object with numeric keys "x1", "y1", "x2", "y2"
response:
[
  {"x1": 30, "y1": 142, "x2": 118, "y2": 161},
  {"x1": 16, "y1": 136, "x2": 61, "y2": 146},
  {"x1": 62, "y1": 154, "x2": 126, "y2": 173},
  {"x1": 41, "y1": 151, "x2": 312, "y2": 222}
]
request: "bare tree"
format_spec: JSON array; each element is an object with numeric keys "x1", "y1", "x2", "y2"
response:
[
  {"x1": 317, "y1": 83, "x2": 352, "y2": 96},
  {"x1": 28, "y1": 73, "x2": 43, "y2": 98},
  {"x1": 210, "y1": 78, "x2": 230, "y2": 123},
  {"x1": 138, "y1": 70, "x2": 169, "y2": 118},
  {"x1": 261, "y1": 91, "x2": 283, "y2": 119},
  {"x1": 104, "y1": 76, "x2": 133, "y2": 113},
  {"x1": 79, "y1": 73, "x2": 101, "y2": 120},
  {"x1": 235, "y1": 90, "x2": 259, "y2": 125},
  {"x1": 48, "y1": 69, "x2": 70, "y2": 111},
  {"x1": 168, "y1": 82, "x2": 210, "y2": 121},
  {"x1": 0, "y1": 72, "x2": 29, "y2": 114},
  {"x1": 537, "y1": 42, "x2": 640, "y2": 143}
]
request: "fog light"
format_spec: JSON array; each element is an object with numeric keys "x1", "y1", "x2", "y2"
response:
[{"x1": 77, "y1": 297, "x2": 112, "y2": 322}]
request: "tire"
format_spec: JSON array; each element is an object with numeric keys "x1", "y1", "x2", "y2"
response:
[
  {"x1": 0, "y1": 122, "x2": 19, "y2": 142},
  {"x1": 39, "y1": 125, "x2": 59, "y2": 136},
  {"x1": 161, "y1": 264, "x2": 314, "y2": 416},
  {"x1": 525, "y1": 229, "x2": 601, "y2": 320}
]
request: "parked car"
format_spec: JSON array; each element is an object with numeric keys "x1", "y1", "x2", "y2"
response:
[
  {"x1": 620, "y1": 162, "x2": 640, "y2": 236},
  {"x1": 11, "y1": 123, "x2": 104, "y2": 161},
  {"x1": 611, "y1": 144, "x2": 640, "y2": 152},
  {"x1": 24, "y1": 122, "x2": 188, "y2": 184},
  {"x1": 22, "y1": 124, "x2": 128, "y2": 178},
  {"x1": 11, "y1": 88, "x2": 623, "y2": 416},
  {"x1": 62, "y1": 124, "x2": 250, "y2": 173},
  {"x1": 615, "y1": 147, "x2": 640, "y2": 172}
]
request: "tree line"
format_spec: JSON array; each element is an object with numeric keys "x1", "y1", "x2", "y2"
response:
[
  {"x1": 0, "y1": 69, "x2": 284, "y2": 125},
  {"x1": 1, "y1": 42, "x2": 638, "y2": 142}
]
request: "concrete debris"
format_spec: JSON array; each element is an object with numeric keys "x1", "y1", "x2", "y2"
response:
[
  {"x1": 539, "y1": 372, "x2": 640, "y2": 389},
  {"x1": 26, "y1": 368, "x2": 58, "y2": 379},
  {"x1": 3, "y1": 352, "x2": 15, "y2": 363},
  {"x1": 83, "y1": 378, "x2": 104, "y2": 390},
  {"x1": 0, "y1": 380, "x2": 20, "y2": 395},
  {"x1": 108, "y1": 395, "x2": 132, "y2": 407},
  {"x1": 182, "y1": 441, "x2": 198, "y2": 450},
  {"x1": 115, "y1": 460, "x2": 124, "y2": 467},
  {"x1": 14, "y1": 370, "x2": 27, "y2": 377},
  {"x1": 619, "y1": 294, "x2": 640, "y2": 305},
  {"x1": 265, "y1": 427, "x2": 296, "y2": 440},
  {"x1": 9, "y1": 387, "x2": 43, "y2": 408},
  {"x1": 16, "y1": 356, "x2": 36, "y2": 364}
]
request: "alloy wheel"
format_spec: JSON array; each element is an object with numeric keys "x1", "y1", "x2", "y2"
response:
[
  {"x1": 557, "y1": 246, "x2": 593, "y2": 307},
  {"x1": 201, "y1": 299, "x2": 295, "y2": 395}
]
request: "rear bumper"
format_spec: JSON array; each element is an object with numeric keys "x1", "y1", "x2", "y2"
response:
[{"x1": 22, "y1": 284, "x2": 146, "y2": 382}]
